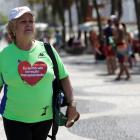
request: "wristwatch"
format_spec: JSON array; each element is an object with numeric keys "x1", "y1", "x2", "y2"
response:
[{"x1": 67, "y1": 100, "x2": 77, "y2": 107}]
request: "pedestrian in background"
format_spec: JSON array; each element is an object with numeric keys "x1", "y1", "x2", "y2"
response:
[
  {"x1": 0, "y1": 6, "x2": 79, "y2": 140},
  {"x1": 121, "y1": 23, "x2": 136, "y2": 69},
  {"x1": 53, "y1": 30, "x2": 62, "y2": 52},
  {"x1": 112, "y1": 16, "x2": 131, "y2": 80},
  {"x1": 89, "y1": 30, "x2": 102, "y2": 63}
]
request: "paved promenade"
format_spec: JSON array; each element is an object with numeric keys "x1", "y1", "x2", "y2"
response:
[{"x1": 1, "y1": 53, "x2": 140, "y2": 140}]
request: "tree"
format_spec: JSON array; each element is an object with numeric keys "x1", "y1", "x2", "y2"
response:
[
  {"x1": 26, "y1": 0, "x2": 48, "y2": 22},
  {"x1": 64, "y1": 0, "x2": 74, "y2": 36},
  {"x1": 110, "y1": 0, "x2": 122, "y2": 20},
  {"x1": 75, "y1": 0, "x2": 82, "y2": 25},
  {"x1": 80, "y1": 0, "x2": 89, "y2": 22},
  {"x1": 75, "y1": 0, "x2": 82, "y2": 39},
  {"x1": 134, "y1": 0, "x2": 140, "y2": 42},
  {"x1": 74, "y1": 0, "x2": 89, "y2": 39},
  {"x1": 93, "y1": 0, "x2": 103, "y2": 44},
  {"x1": 59, "y1": 0, "x2": 66, "y2": 46},
  {"x1": 50, "y1": 0, "x2": 76, "y2": 46}
]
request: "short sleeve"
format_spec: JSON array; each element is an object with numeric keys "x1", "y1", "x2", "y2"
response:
[
  {"x1": 0, "y1": 52, "x2": 4, "y2": 86},
  {"x1": 51, "y1": 45, "x2": 69, "y2": 79},
  {"x1": 0, "y1": 73, "x2": 3, "y2": 87}
]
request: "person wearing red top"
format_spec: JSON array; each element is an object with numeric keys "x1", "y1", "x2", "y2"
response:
[{"x1": 113, "y1": 18, "x2": 130, "y2": 80}]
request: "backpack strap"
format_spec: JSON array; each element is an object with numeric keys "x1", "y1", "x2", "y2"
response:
[
  {"x1": 44, "y1": 43, "x2": 60, "y2": 140},
  {"x1": 44, "y1": 43, "x2": 60, "y2": 85}
]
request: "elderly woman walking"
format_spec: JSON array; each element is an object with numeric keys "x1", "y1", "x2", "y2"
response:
[{"x1": 0, "y1": 6, "x2": 79, "y2": 140}]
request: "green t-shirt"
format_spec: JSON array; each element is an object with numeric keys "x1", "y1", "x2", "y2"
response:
[{"x1": 0, "y1": 40, "x2": 69, "y2": 123}]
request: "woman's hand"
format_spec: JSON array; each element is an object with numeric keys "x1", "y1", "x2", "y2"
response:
[
  {"x1": 65, "y1": 104, "x2": 80, "y2": 128},
  {"x1": 60, "y1": 77, "x2": 80, "y2": 127}
]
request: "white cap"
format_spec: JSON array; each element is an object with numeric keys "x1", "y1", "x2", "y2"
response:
[{"x1": 9, "y1": 6, "x2": 33, "y2": 21}]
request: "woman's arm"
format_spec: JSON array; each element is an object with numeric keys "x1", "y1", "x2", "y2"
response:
[
  {"x1": 60, "y1": 76, "x2": 74, "y2": 104},
  {"x1": 60, "y1": 76, "x2": 80, "y2": 128}
]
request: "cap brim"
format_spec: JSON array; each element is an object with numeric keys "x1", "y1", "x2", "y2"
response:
[{"x1": 14, "y1": 11, "x2": 34, "y2": 19}]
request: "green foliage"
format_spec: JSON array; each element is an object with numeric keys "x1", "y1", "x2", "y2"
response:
[
  {"x1": 26, "y1": 0, "x2": 43, "y2": 4},
  {"x1": 0, "y1": 12, "x2": 8, "y2": 24}
]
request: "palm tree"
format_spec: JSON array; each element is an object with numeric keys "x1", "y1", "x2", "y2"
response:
[
  {"x1": 134, "y1": 0, "x2": 140, "y2": 41},
  {"x1": 110, "y1": 0, "x2": 116, "y2": 15},
  {"x1": 75, "y1": 0, "x2": 82, "y2": 39},
  {"x1": 75, "y1": 0, "x2": 82, "y2": 25},
  {"x1": 92, "y1": 0, "x2": 103, "y2": 44},
  {"x1": 110, "y1": 0, "x2": 122, "y2": 20},
  {"x1": 41, "y1": 0, "x2": 48, "y2": 22},
  {"x1": 50, "y1": 0, "x2": 75, "y2": 46},
  {"x1": 59, "y1": 0, "x2": 66, "y2": 46},
  {"x1": 49, "y1": 0, "x2": 59, "y2": 25},
  {"x1": 80, "y1": 0, "x2": 89, "y2": 22},
  {"x1": 75, "y1": 0, "x2": 89, "y2": 40},
  {"x1": 26, "y1": 0, "x2": 48, "y2": 22},
  {"x1": 63, "y1": 0, "x2": 74, "y2": 36}
]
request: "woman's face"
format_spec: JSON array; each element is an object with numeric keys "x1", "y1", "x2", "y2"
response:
[{"x1": 15, "y1": 13, "x2": 35, "y2": 40}]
